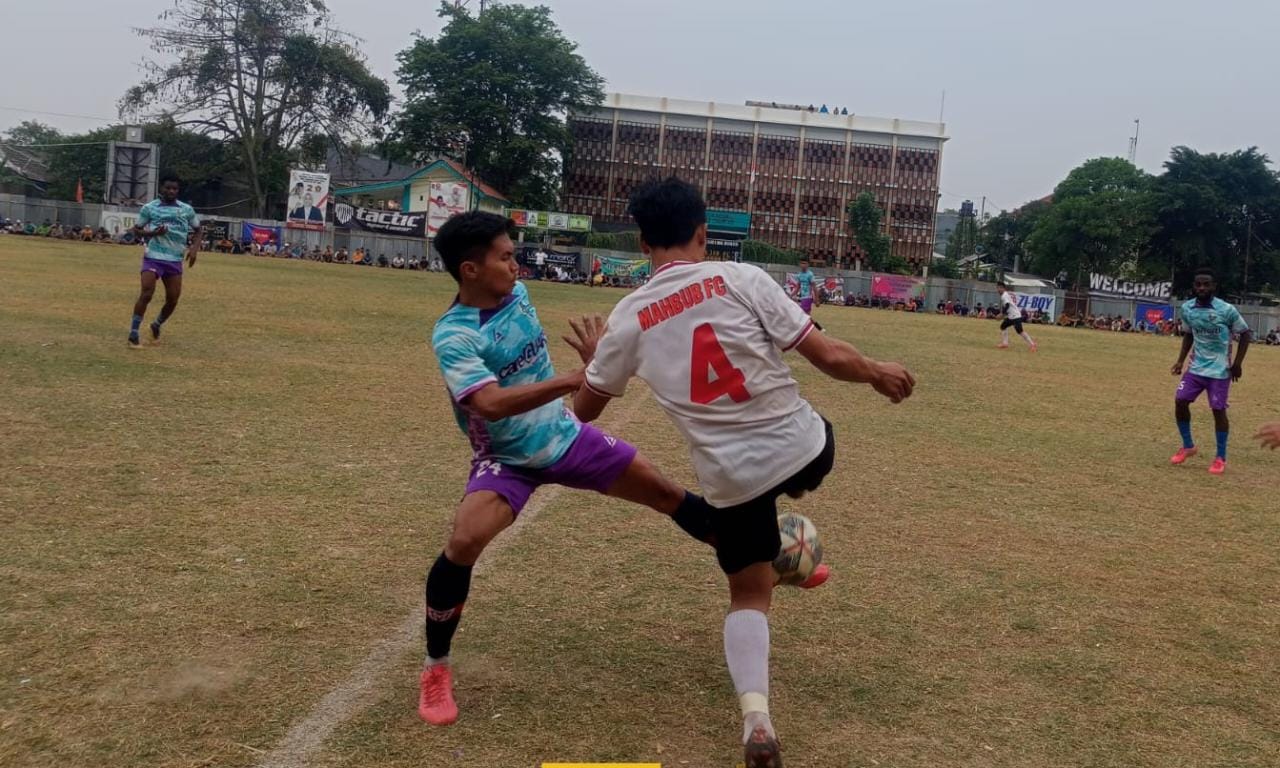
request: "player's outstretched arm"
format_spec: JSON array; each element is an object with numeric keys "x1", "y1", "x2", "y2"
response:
[
  {"x1": 1231, "y1": 330, "x2": 1251, "y2": 381},
  {"x1": 465, "y1": 371, "x2": 584, "y2": 422},
  {"x1": 572, "y1": 385, "x2": 610, "y2": 424},
  {"x1": 795, "y1": 331, "x2": 915, "y2": 403}
]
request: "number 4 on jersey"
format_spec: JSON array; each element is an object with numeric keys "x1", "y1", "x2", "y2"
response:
[{"x1": 691, "y1": 323, "x2": 751, "y2": 404}]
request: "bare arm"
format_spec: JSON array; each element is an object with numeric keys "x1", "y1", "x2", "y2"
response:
[
  {"x1": 794, "y1": 331, "x2": 915, "y2": 403},
  {"x1": 1172, "y1": 333, "x2": 1193, "y2": 374},
  {"x1": 465, "y1": 370, "x2": 584, "y2": 422},
  {"x1": 1231, "y1": 331, "x2": 1251, "y2": 381},
  {"x1": 573, "y1": 385, "x2": 611, "y2": 423}
]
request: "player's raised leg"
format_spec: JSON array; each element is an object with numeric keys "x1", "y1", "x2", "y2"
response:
[{"x1": 130, "y1": 270, "x2": 159, "y2": 348}]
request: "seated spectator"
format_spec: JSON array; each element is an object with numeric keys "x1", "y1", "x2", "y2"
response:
[
  {"x1": 392, "y1": 254, "x2": 406, "y2": 269},
  {"x1": 377, "y1": 253, "x2": 389, "y2": 267},
  {"x1": 323, "y1": 246, "x2": 334, "y2": 263}
]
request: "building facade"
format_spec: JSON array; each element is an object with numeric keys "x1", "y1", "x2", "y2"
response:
[{"x1": 564, "y1": 93, "x2": 947, "y2": 265}]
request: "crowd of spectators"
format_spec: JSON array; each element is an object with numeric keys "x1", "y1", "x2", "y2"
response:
[
  {"x1": 1054, "y1": 312, "x2": 1181, "y2": 335},
  {"x1": 1, "y1": 216, "x2": 129, "y2": 244}
]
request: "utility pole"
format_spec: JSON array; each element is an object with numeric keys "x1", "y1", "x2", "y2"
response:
[
  {"x1": 1244, "y1": 211, "x2": 1252, "y2": 297},
  {"x1": 1127, "y1": 119, "x2": 1140, "y2": 165}
]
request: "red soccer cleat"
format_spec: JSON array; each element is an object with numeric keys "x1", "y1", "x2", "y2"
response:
[
  {"x1": 1170, "y1": 447, "x2": 1198, "y2": 465},
  {"x1": 798, "y1": 563, "x2": 830, "y2": 590},
  {"x1": 418, "y1": 664, "x2": 458, "y2": 726},
  {"x1": 744, "y1": 725, "x2": 783, "y2": 768},
  {"x1": 1209, "y1": 457, "x2": 1227, "y2": 475},
  {"x1": 996, "y1": 343, "x2": 1010, "y2": 349}
]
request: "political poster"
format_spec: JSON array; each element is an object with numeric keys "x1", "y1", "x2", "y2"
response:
[
  {"x1": 286, "y1": 170, "x2": 330, "y2": 231},
  {"x1": 334, "y1": 202, "x2": 427, "y2": 238},
  {"x1": 427, "y1": 181, "x2": 470, "y2": 236}
]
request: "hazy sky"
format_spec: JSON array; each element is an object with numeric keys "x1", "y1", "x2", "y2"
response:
[{"x1": 4, "y1": 0, "x2": 1277, "y2": 211}]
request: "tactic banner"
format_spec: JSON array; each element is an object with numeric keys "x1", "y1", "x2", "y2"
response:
[{"x1": 870, "y1": 273, "x2": 926, "y2": 302}]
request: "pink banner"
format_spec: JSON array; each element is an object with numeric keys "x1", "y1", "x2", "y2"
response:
[{"x1": 870, "y1": 274, "x2": 925, "y2": 301}]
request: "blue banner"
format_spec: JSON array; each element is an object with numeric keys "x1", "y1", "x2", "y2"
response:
[
  {"x1": 1136, "y1": 302, "x2": 1173, "y2": 326},
  {"x1": 242, "y1": 222, "x2": 282, "y2": 246}
]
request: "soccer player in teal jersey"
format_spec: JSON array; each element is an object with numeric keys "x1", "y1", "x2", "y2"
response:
[
  {"x1": 418, "y1": 211, "x2": 761, "y2": 727},
  {"x1": 128, "y1": 175, "x2": 201, "y2": 348},
  {"x1": 793, "y1": 259, "x2": 824, "y2": 331},
  {"x1": 1170, "y1": 268, "x2": 1251, "y2": 475}
]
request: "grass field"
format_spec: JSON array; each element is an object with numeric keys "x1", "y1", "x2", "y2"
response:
[{"x1": 3, "y1": 237, "x2": 1279, "y2": 768}]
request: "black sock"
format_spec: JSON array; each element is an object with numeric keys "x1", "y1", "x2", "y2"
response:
[
  {"x1": 672, "y1": 492, "x2": 717, "y2": 547},
  {"x1": 425, "y1": 552, "x2": 473, "y2": 661}
]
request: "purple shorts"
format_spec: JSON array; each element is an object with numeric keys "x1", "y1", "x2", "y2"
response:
[
  {"x1": 1176, "y1": 372, "x2": 1230, "y2": 410},
  {"x1": 465, "y1": 424, "x2": 638, "y2": 514},
  {"x1": 141, "y1": 257, "x2": 183, "y2": 278},
  {"x1": 799, "y1": 297, "x2": 814, "y2": 315}
]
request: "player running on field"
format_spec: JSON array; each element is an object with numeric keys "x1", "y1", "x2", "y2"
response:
[
  {"x1": 995, "y1": 281, "x2": 1036, "y2": 351},
  {"x1": 128, "y1": 174, "x2": 202, "y2": 348},
  {"x1": 1170, "y1": 267, "x2": 1251, "y2": 475},
  {"x1": 791, "y1": 259, "x2": 824, "y2": 332},
  {"x1": 571, "y1": 177, "x2": 915, "y2": 768},
  {"x1": 419, "y1": 211, "x2": 771, "y2": 727}
]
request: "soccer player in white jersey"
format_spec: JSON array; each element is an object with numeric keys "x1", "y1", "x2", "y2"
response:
[
  {"x1": 571, "y1": 178, "x2": 916, "y2": 767},
  {"x1": 996, "y1": 281, "x2": 1037, "y2": 351},
  {"x1": 420, "y1": 211, "x2": 733, "y2": 727}
]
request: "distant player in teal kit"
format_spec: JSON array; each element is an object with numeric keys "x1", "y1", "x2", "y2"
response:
[
  {"x1": 793, "y1": 259, "x2": 824, "y2": 331},
  {"x1": 128, "y1": 175, "x2": 201, "y2": 348},
  {"x1": 418, "y1": 211, "x2": 746, "y2": 727},
  {"x1": 1170, "y1": 268, "x2": 1251, "y2": 475}
]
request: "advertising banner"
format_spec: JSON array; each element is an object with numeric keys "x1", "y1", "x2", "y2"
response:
[
  {"x1": 508, "y1": 209, "x2": 593, "y2": 232},
  {"x1": 203, "y1": 219, "x2": 231, "y2": 243},
  {"x1": 1013, "y1": 292, "x2": 1056, "y2": 316},
  {"x1": 428, "y1": 181, "x2": 470, "y2": 235},
  {"x1": 600, "y1": 256, "x2": 650, "y2": 280},
  {"x1": 334, "y1": 202, "x2": 427, "y2": 238},
  {"x1": 1089, "y1": 273, "x2": 1172, "y2": 300},
  {"x1": 286, "y1": 170, "x2": 330, "y2": 231},
  {"x1": 870, "y1": 274, "x2": 926, "y2": 301},
  {"x1": 1136, "y1": 301, "x2": 1174, "y2": 325},
  {"x1": 99, "y1": 209, "x2": 139, "y2": 237},
  {"x1": 242, "y1": 222, "x2": 282, "y2": 246}
]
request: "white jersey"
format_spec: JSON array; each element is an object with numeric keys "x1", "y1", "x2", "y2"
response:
[
  {"x1": 586, "y1": 260, "x2": 826, "y2": 507},
  {"x1": 1000, "y1": 290, "x2": 1023, "y2": 321}
]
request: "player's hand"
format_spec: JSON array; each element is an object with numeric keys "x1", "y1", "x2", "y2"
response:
[
  {"x1": 1230, "y1": 363, "x2": 1243, "y2": 382},
  {"x1": 1256, "y1": 422, "x2": 1280, "y2": 450},
  {"x1": 186, "y1": 249, "x2": 198, "y2": 268},
  {"x1": 151, "y1": 224, "x2": 168, "y2": 238},
  {"x1": 563, "y1": 314, "x2": 606, "y2": 365},
  {"x1": 871, "y1": 362, "x2": 915, "y2": 403},
  {"x1": 1171, "y1": 361, "x2": 1183, "y2": 376}
]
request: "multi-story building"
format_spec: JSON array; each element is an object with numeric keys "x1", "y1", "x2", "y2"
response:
[{"x1": 564, "y1": 93, "x2": 948, "y2": 265}]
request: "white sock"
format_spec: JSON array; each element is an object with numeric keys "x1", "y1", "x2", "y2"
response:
[
  {"x1": 1021, "y1": 332, "x2": 1035, "y2": 346},
  {"x1": 425, "y1": 655, "x2": 449, "y2": 667},
  {"x1": 1000, "y1": 330, "x2": 1010, "y2": 345},
  {"x1": 724, "y1": 609, "x2": 773, "y2": 743}
]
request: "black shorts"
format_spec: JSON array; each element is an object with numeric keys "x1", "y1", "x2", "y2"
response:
[
  {"x1": 709, "y1": 417, "x2": 836, "y2": 575},
  {"x1": 1000, "y1": 317, "x2": 1024, "y2": 334}
]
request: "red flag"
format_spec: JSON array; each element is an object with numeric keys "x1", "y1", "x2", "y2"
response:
[{"x1": 75, "y1": 178, "x2": 84, "y2": 203}]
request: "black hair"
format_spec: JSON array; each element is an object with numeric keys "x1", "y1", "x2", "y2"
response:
[
  {"x1": 996, "y1": 281, "x2": 1007, "y2": 289},
  {"x1": 1194, "y1": 266, "x2": 1215, "y2": 281},
  {"x1": 627, "y1": 176, "x2": 706, "y2": 248},
  {"x1": 433, "y1": 211, "x2": 513, "y2": 282},
  {"x1": 159, "y1": 173, "x2": 181, "y2": 187}
]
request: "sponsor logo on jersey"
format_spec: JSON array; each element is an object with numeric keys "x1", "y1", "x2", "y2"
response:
[{"x1": 497, "y1": 333, "x2": 549, "y2": 380}]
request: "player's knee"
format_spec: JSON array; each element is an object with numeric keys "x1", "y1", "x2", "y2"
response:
[{"x1": 445, "y1": 529, "x2": 491, "y2": 564}]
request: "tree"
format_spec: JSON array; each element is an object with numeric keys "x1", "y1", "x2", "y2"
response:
[
  {"x1": 121, "y1": 0, "x2": 391, "y2": 216},
  {"x1": 846, "y1": 192, "x2": 892, "y2": 270},
  {"x1": 1140, "y1": 146, "x2": 1280, "y2": 297},
  {"x1": 391, "y1": 3, "x2": 604, "y2": 209},
  {"x1": 979, "y1": 198, "x2": 1051, "y2": 271},
  {"x1": 1026, "y1": 157, "x2": 1154, "y2": 285},
  {"x1": 929, "y1": 257, "x2": 962, "y2": 279}
]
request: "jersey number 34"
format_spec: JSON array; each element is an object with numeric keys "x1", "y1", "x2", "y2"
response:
[{"x1": 691, "y1": 323, "x2": 752, "y2": 404}]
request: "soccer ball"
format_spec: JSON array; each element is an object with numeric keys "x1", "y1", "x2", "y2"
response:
[{"x1": 773, "y1": 513, "x2": 823, "y2": 586}]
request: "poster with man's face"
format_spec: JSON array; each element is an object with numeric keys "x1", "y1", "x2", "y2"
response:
[
  {"x1": 427, "y1": 181, "x2": 470, "y2": 236},
  {"x1": 286, "y1": 170, "x2": 330, "y2": 231}
]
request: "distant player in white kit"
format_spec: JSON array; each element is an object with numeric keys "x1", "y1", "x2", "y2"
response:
[
  {"x1": 571, "y1": 177, "x2": 916, "y2": 767},
  {"x1": 996, "y1": 281, "x2": 1037, "y2": 351}
]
